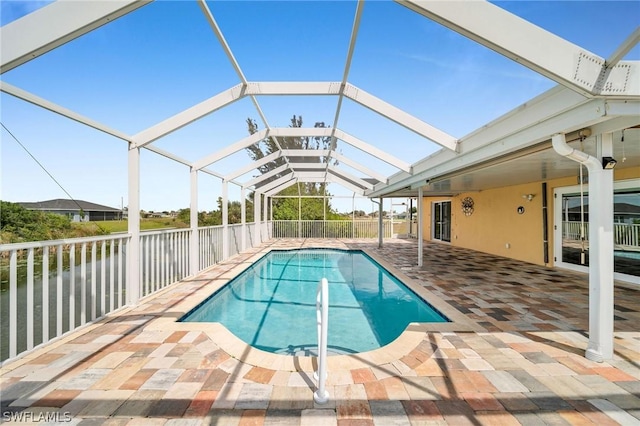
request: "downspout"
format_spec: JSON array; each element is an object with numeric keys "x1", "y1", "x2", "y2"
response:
[{"x1": 551, "y1": 133, "x2": 614, "y2": 362}]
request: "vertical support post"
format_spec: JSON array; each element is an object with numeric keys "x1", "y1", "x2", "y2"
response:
[
  {"x1": 222, "y1": 180, "x2": 229, "y2": 260},
  {"x1": 241, "y1": 186, "x2": 247, "y2": 252},
  {"x1": 352, "y1": 194, "x2": 356, "y2": 238},
  {"x1": 127, "y1": 143, "x2": 141, "y2": 305},
  {"x1": 263, "y1": 194, "x2": 268, "y2": 240},
  {"x1": 417, "y1": 187, "x2": 424, "y2": 267},
  {"x1": 298, "y1": 195, "x2": 302, "y2": 238},
  {"x1": 254, "y1": 192, "x2": 261, "y2": 245},
  {"x1": 378, "y1": 197, "x2": 383, "y2": 248},
  {"x1": 190, "y1": 167, "x2": 199, "y2": 275},
  {"x1": 585, "y1": 132, "x2": 614, "y2": 362}
]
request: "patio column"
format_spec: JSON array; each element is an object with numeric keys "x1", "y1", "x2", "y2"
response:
[
  {"x1": 263, "y1": 194, "x2": 268, "y2": 240},
  {"x1": 254, "y1": 192, "x2": 261, "y2": 246},
  {"x1": 417, "y1": 187, "x2": 423, "y2": 267},
  {"x1": 241, "y1": 186, "x2": 246, "y2": 252},
  {"x1": 189, "y1": 167, "x2": 199, "y2": 275},
  {"x1": 378, "y1": 197, "x2": 383, "y2": 248},
  {"x1": 222, "y1": 180, "x2": 229, "y2": 260},
  {"x1": 552, "y1": 132, "x2": 614, "y2": 361},
  {"x1": 127, "y1": 143, "x2": 140, "y2": 305},
  {"x1": 298, "y1": 196, "x2": 302, "y2": 238},
  {"x1": 586, "y1": 132, "x2": 615, "y2": 362}
]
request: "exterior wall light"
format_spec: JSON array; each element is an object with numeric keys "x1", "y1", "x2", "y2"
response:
[
  {"x1": 602, "y1": 157, "x2": 617, "y2": 169},
  {"x1": 522, "y1": 194, "x2": 535, "y2": 202}
]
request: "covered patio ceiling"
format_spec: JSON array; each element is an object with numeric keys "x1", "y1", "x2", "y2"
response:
[{"x1": 1, "y1": 0, "x2": 639, "y2": 204}]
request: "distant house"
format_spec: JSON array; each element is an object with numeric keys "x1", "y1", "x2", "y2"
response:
[{"x1": 19, "y1": 199, "x2": 122, "y2": 222}]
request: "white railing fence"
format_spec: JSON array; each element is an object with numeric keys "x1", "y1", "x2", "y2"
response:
[
  {"x1": 0, "y1": 235, "x2": 128, "y2": 362},
  {"x1": 272, "y1": 220, "x2": 392, "y2": 239},
  {"x1": 198, "y1": 226, "x2": 223, "y2": 270},
  {"x1": 140, "y1": 229, "x2": 191, "y2": 298},
  {"x1": 563, "y1": 221, "x2": 640, "y2": 249}
]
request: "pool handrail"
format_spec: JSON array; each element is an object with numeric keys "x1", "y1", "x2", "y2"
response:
[{"x1": 314, "y1": 277, "x2": 329, "y2": 404}]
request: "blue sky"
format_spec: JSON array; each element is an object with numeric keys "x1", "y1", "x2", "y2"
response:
[{"x1": 1, "y1": 1, "x2": 639, "y2": 214}]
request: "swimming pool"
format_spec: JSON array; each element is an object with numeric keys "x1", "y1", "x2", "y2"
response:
[{"x1": 180, "y1": 248, "x2": 448, "y2": 355}]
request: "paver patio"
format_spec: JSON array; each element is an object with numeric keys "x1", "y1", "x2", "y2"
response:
[{"x1": 1, "y1": 239, "x2": 639, "y2": 425}]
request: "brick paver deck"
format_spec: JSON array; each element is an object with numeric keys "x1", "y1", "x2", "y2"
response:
[{"x1": 1, "y1": 239, "x2": 638, "y2": 425}]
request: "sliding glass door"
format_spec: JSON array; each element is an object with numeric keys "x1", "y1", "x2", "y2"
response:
[
  {"x1": 433, "y1": 201, "x2": 451, "y2": 243},
  {"x1": 555, "y1": 180, "x2": 640, "y2": 282}
]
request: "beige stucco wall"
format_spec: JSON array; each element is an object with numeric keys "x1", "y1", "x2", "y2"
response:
[{"x1": 420, "y1": 167, "x2": 640, "y2": 267}]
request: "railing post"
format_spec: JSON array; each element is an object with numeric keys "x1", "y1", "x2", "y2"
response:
[
  {"x1": 314, "y1": 278, "x2": 329, "y2": 404},
  {"x1": 190, "y1": 167, "x2": 199, "y2": 275},
  {"x1": 241, "y1": 186, "x2": 247, "y2": 252},
  {"x1": 222, "y1": 180, "x2": 229, "y2": 260},
  {"x1": 254, "y1": 192, "x2": 261, "y2": 246},
  {"x1": 263, "y1": 194, "x2": 269, "y2": 241},
  {"x1": 127, "y1": 143, "x2": 141, "y2": 305},
  {"x1": 418, "y1": 187, "x2": 424, "y2": 267}
]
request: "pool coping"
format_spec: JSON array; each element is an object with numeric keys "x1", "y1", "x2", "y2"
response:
[{"x1": 146, "y1": 245, "x2": 485, "y2": 372}]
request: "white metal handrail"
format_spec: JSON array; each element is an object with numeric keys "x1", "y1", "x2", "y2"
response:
[{"x1": 314, "y1": 277, "x2": 329, "y2": 404}]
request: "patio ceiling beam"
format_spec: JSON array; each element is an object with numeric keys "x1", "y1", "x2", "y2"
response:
[
  {"x1": 292, "y1": 172, "x2": 366, "y2": 196},
  {"x1": 328, "y1": 166, "x2": 374, "y2": 190},
  {"x1": 606, "y1": 27, "x2": 640, "y2": 69},
  {"x1": 288, "y1": 163, "x2": 326, "y2": 170},
  {"x1": 331, "y1": 151, "x2": 387, "y2": 183},
  {"x1": 132, "y1": 84, "x2": 244, "y2": 148},
  {"x1": 244, "y1": 82, "x2": 341, "y2": 96},
  {"x1": 343, "y1": 83, "x2": 458, "y2": 151},
  {"x1": 264, "y1": 178, "x2": 299, "y2": 197},
  {"x1": 197, "y1": 1, "x2": 295, "y2": 176},
  {"x1": 293, "y1": 171, "x2": 328, "y2": 180},
  {"x1": 223, "y1": 151, "x2": 282, "y2": 181},
  {"x1": 396, "y1": 0, "x2": 639, "y2": 97},
  {"x1": 193, "y1": 129, "x2": 268, "y2": 171},
  {"x1": 334, "y1": 129, "x2": 411, "y2": 173},
  {"x1": 325, "y1": 0, "x2": 366, "y2": 178},
  {"x1": 243, "y1": 164, "x2": 290, "y2": 188},
  {"x1": 257, "y1": 173, "x2": 296, "y2": 194},
  {"x1": 326, "y1": 175, "x2": 366, "y2": 195},
  {"x1": 0, "y1": 0, "x2": 152, "y2": 74},
  {"x1": 269, "y1": 127, "x2": 333, "y2": 138},
  {"x1": 282, "y1": 149, "x2": 331, "y2": 157},
  {"x1": 0, "y1": 82, "x2": 131, "y2": 142}
]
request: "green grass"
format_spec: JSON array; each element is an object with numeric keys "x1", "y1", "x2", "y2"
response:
[{"x1": 74, "y1": 218, "x2": 189, "y2": 235}]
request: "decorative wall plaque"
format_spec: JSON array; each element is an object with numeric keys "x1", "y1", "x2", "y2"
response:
[{"x1": 461, "y1": 197, "x2": 474, "y2": 216}]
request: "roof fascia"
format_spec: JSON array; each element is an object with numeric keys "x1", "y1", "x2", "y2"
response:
[
  {"x1": 1, "y1": 0, "x2": 152, "y2": 74},
  {"x1": 367, "y1": 97, "x2": 612, "y2": 197}
]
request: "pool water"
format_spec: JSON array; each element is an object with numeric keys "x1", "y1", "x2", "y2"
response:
[{"x1": 180, "y1": 249, "x2": 448, "y2": 355}]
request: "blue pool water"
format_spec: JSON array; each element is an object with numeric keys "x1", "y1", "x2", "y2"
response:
[{"x1": 180, "y1": 249, "x2": 448, "y2": 355}]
